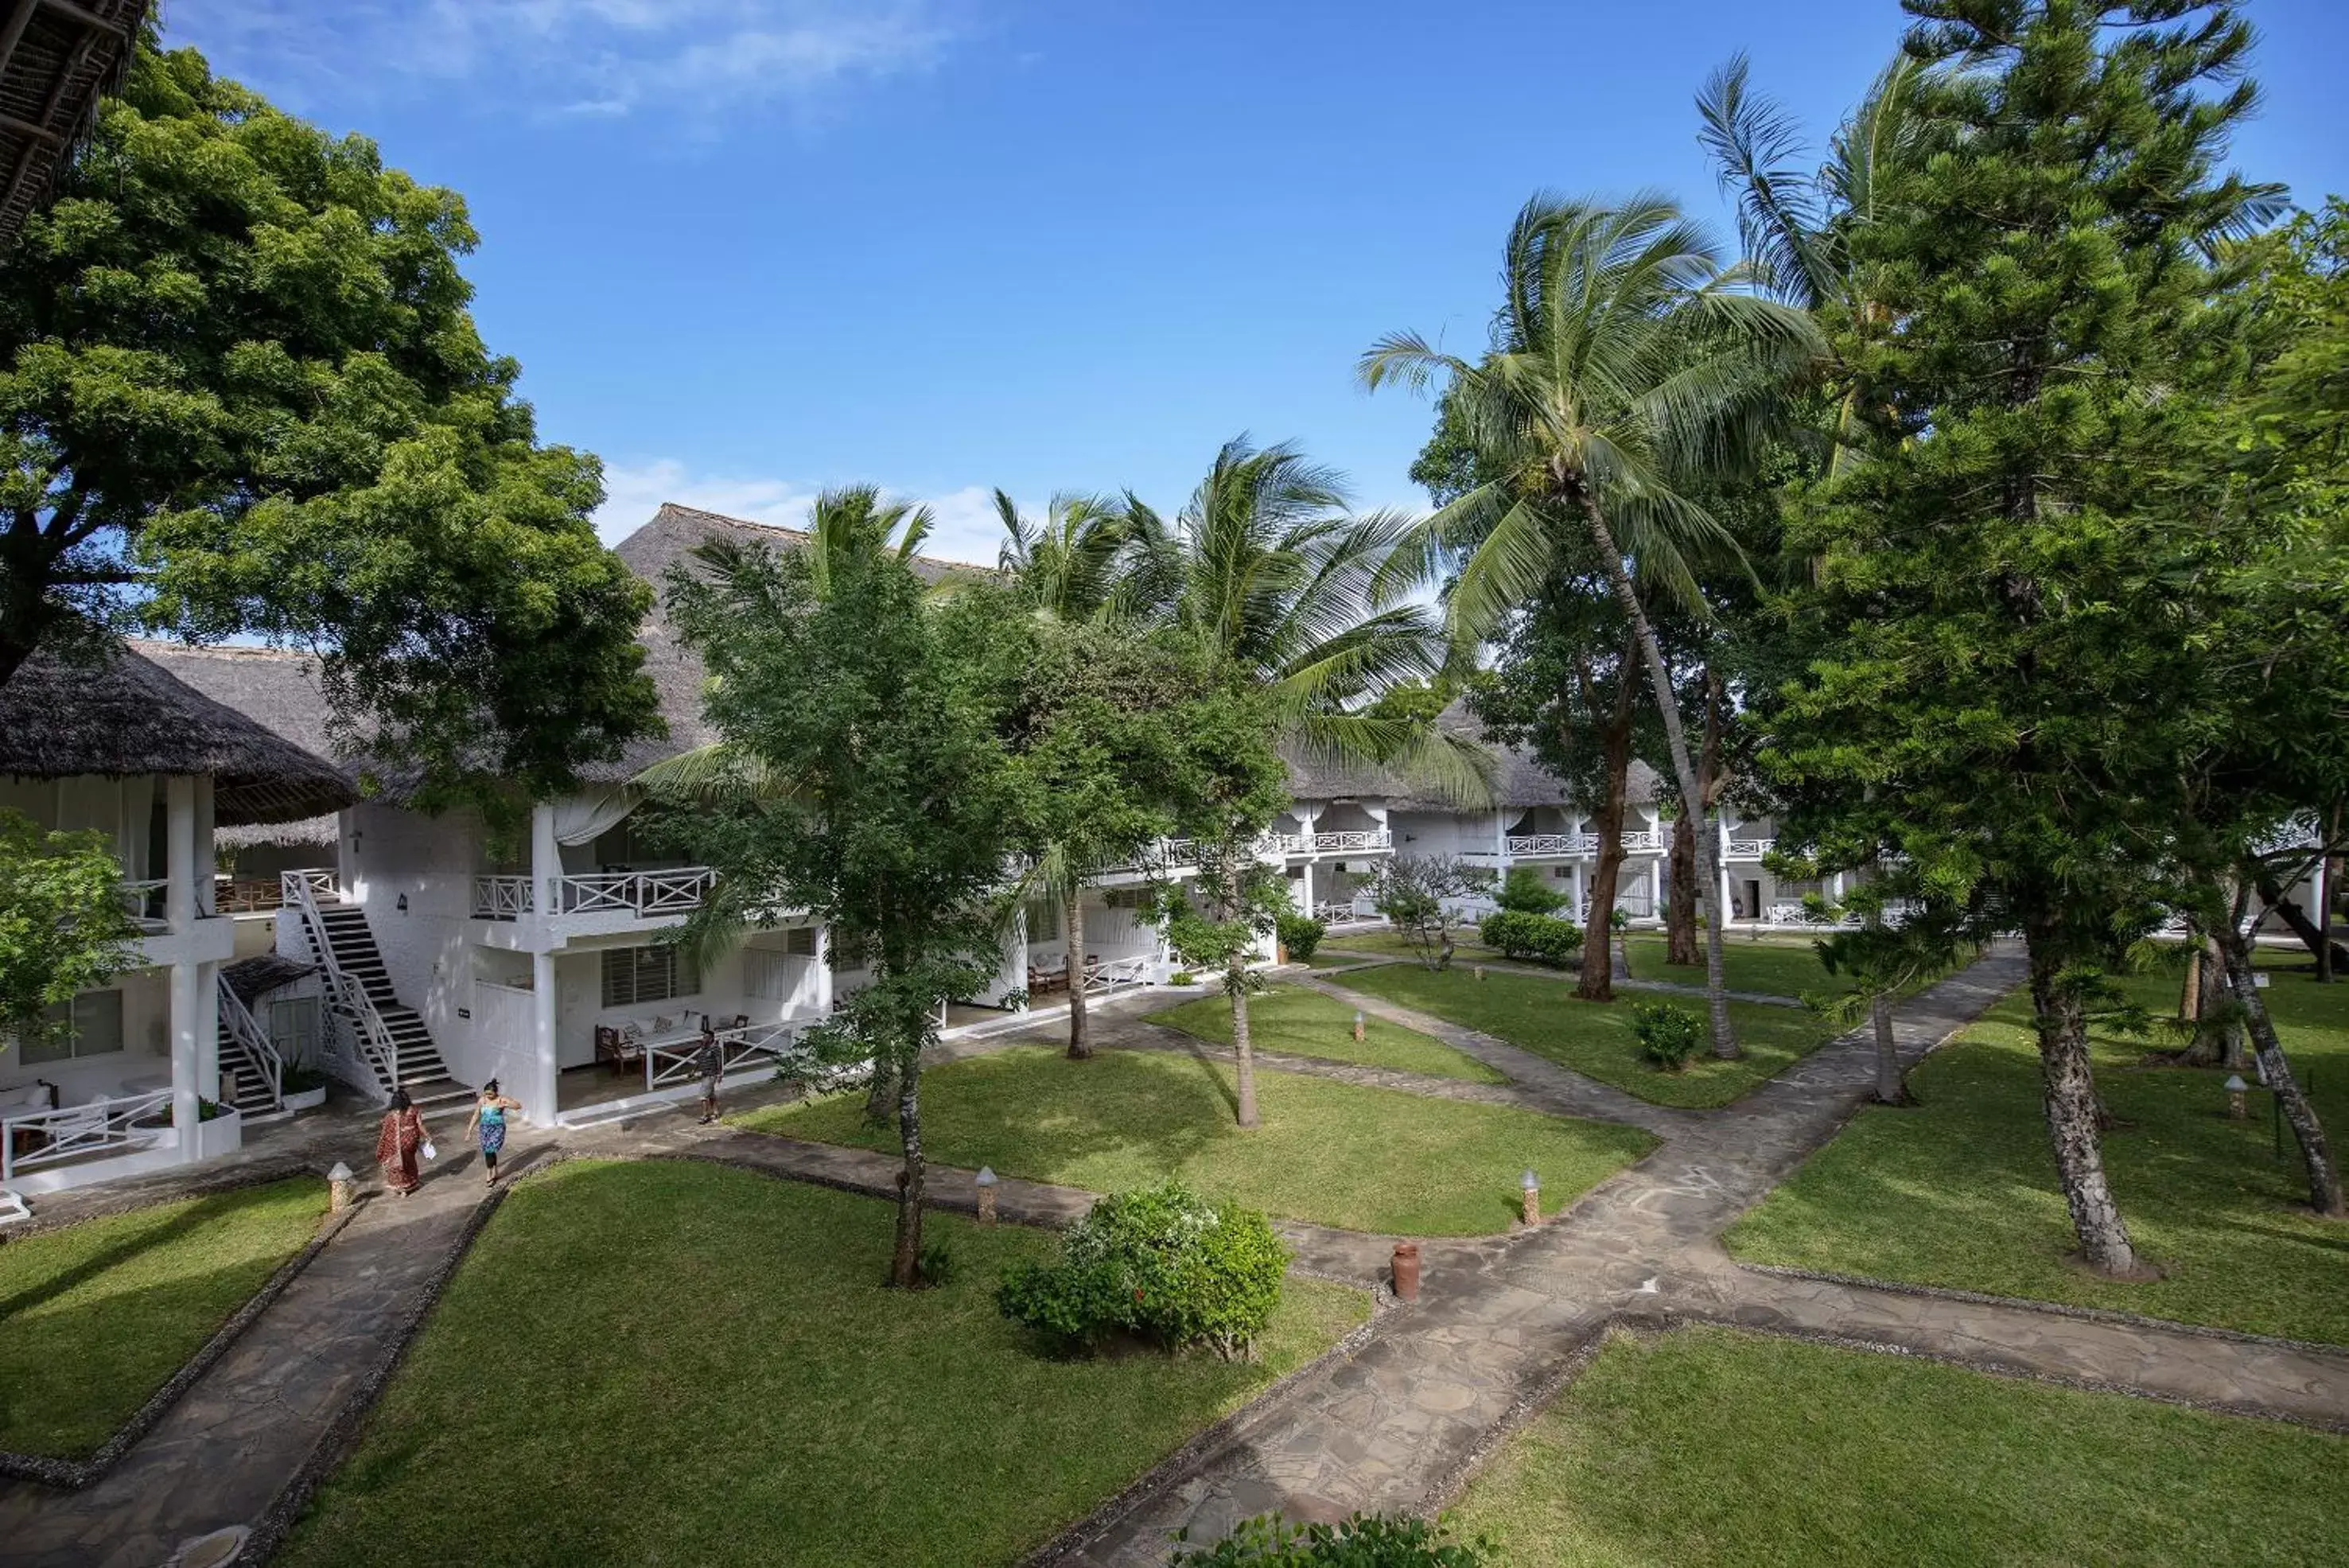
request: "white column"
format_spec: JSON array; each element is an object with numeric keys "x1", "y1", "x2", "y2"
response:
[
  {"x1": 1007, "y1": 913, "x2": 1028, "y2": 1010},
  {"x1": 1299, "y1": 862, "x2": 1315, "y2": 916},
  {"x1": 531, "y1": 803, "x2": 559, "y2": 923},
  {"x1": 166, "y1": 775, "x2": 196, "y2": 933},
  {"x1": 531, "y1": 949, "x2": 558, "y2": 1126},
  {"x1": 1493, "y1": 811, "x2": 1508, "y2": 862},
  {"x1": 169, "y1": 959, "x2": 201, "y2": 1159},
  {"x1": 1717, "y1": 817, "x2": 1733, "y2": 926},
  {"x1": 1651, "y1": 858, "x2": 1664, "y2": 920},
  {"x1": 814, "y1": 925, "x2": 835, "y2": 1014},
  {"x1": 196, "y1": 959, "x2": 221, "y2": 1103}
]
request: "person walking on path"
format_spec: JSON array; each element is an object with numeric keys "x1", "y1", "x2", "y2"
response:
[
  {"x1": 375, "y1": 1087, "x2": 427, "y2": 1196},
  {"x1": 696, "y1": 1022, "x2": 725, "y2": 1125},
  {"x1": 466, "y1": 1079, "x2": 523, "y2": 1187}
]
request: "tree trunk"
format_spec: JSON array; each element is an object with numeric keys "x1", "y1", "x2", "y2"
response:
[
  {"x1": 888, "y1": 1056, "x2": 927, "y2": 1287},
  {"x1": 1228, "y1": 965, "x2": 1260, "y2": 1128},
  {"x1": 1666, "y1": 813, "x2": 1699, "y2": 966},
  {"x1": 2252, "y1": 866, "x2": 2349, "y2": 971},
  {"x1": 2215, "y1": 923, "x2": 2347, "y2": 1216},
  {"x1": 862, "y1": 1056, "x2": 898, "y2": 1126},
  {"x1": 1872, "y1": 992, "x2": 1904, "y2": 1105},
  {"x1": 1065, "y1": 889, "x2": 1091, "y2": 1060},
  {"x1": 2178, "y1": 924, "x2": 2201, "y2": 1021},
  {"x1": 1581, "y1": 500, "x2": 1737, "y2": 1059},
  {"x1": 2025, "y1": 928, "x2": 2139, "y2": 1274},
  {"x1": 1579, "y1": 770, "x2": 1630, "y2": 1002}
]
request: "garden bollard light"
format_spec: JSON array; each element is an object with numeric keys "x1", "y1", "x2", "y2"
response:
[
  {"x1": 1352, "y1": 1010, "x2": 1365, "y2": 1044},
  {"x1": 327, "y1": 1161, "x2": 355, "y2": 1212},
  {"x1": 974, "y1": 1165, "x2": 998, "y2": 1225},
  {"x1": 1521, "y1": 1168, "x2": 1541, "y2": 1226},
  {"x1": 1391, "y1": 1241, "x2": 1421, "y2": 1303},
  {"x1": 2225, "y1": 1074, "x2": 2249, "y2": 1121},
  {"x1": 1475, "y1": 965, "x2": 1486, "y2": 981}
]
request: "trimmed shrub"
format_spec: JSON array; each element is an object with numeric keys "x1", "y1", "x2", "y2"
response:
[
  {"x1": 1631, "y1": 1001, "x2": 1703, "y2": 1070},
  {"x1": 1276, "y1": 912, "x2": 1328, "y2": 963},
  {"x1": 1174, "y1": 1513, "x2": 1492, "y2": 1565},
  {"x1": 1477, "y1": 909, "x2": 1583, "y2": 966},
  {"x1": 998, "y1": 1180, "x2": 1287, "y2": 1358},
  {"x1": 1493, "y1": 865, "x2": 1569, "y2": 916}
]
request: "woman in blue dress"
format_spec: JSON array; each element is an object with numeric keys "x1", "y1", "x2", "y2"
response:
[{"x1": 465, "y1": 1079, "x2": 522, "y2": 1187}]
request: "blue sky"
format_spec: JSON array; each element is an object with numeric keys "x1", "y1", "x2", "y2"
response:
[{"x1": 168, "y1": 1, "x2": 2349, "y2": 566}]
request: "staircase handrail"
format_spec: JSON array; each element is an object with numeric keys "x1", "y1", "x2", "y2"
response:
[
  {"x1": 215, "y1": 975, "x2": 285, "y2": 1107},
  {"x1": 282, "y1": 873, "x2": 405, "y2": 1094}
]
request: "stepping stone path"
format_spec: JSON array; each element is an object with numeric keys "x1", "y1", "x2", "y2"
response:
[{"x1": 2, "y1": 951, "x2": 2342, "y2": 1568}]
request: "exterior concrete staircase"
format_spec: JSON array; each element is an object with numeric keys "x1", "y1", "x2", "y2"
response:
[{"x1": 301, "y1": 898, "x2": 471, "y2": 1115}]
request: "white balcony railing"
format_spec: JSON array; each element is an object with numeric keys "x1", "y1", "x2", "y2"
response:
[
  {"x1": 2, "y1": 1089, "x2": 173, "y2": 1182},
  {"x1": 558, "y1": 868, "x2": 717, "y2": 917},
  {"x1": 1274, "y1": 830, "x2": 1392, "y2": 855},
  {"x1": 1507, "y1": 833, "x2": 1596, "y2": 857},
  {"x1": 1724, "y1": 837, "x2": 1776, "y2": 858},
  {"x1": 1096, "y1": 838, "x2": 1200, "y2": 876},
  {"x1": 473, "y1": 875, "x2": 534, "y2": 920},
  {"x1": 472, "y1": 868, "x2": 718, "y2": 922}
]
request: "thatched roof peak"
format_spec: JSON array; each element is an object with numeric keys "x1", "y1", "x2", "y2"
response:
[
  {"x1": 0, "y1": 639, "x2": 356, "y2": 826},
  {"x1": 0, "y1": 1, "x2": 148, "y2": 247}
]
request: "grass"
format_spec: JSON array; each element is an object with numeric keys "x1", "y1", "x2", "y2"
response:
[
  {"x1": 1727, "y1": 955, "x2": 2349, "y2": 1344},
  {"x1": 0, "y1": 1177, "x2": 325, "y2": 1457},
  {"x1": 1449, "y1": 1325, "x2": 2347, "y2": 1567},
  {"x1": 282, "y1": 1161, "x2": 1367, "y2": 1568},
  {"x1": 745, "y1": 1045, "x2": 1655, "y2": 1235},
  {"x1": 1313, "y1": 928, "x2": 1497, "y2": 964},
  {"x1": 1329, "y1": 963, "x2": 1841, "y2": 1109},
  {"x1": 1622, "y1": 931, "x2": 1835, "y2": 998},
  {"x1": 1148, "y1": 985, "x2": 1507, "y2": 1084}
]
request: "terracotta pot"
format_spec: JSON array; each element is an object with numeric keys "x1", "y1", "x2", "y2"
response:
[{"x1": 1390, "y1": 1241, "x2": 1421, "y2": 1303}]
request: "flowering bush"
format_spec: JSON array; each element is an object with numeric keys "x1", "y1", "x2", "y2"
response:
[
  {"x1": 1631, "y1": 1001, "x2": 1703, "y2": 1070},
  {"x1": 997, "y1": 1180, "x2": 1287, "y2": 1358}
]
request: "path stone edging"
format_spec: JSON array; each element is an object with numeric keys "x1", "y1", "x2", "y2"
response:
[
  {"x1": 0, "y1": 1191, "x2": 359, "y2": 1491},
  {"x1": 1021, "y1": 1304, "x2": 1398, "y2": 1568},
  {"x1": 0, "y1": 1156, "x2": 320, "y2": 1243},
  {"x1": 1733, "y1": 1260, "x2": 2349, "y2": 1362},
  {"x1": 234, "y1": 1158, "x2": 554, "y2": 1567}
]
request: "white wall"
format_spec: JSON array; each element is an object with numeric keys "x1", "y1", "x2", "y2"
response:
[{"x1": 340, "y1": 800, "x2": 488, "y2": 1074}]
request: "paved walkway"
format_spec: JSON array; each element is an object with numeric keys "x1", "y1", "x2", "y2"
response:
[{"x1": 5, "y1": 948, "x2": 2345, "y2": 1568}]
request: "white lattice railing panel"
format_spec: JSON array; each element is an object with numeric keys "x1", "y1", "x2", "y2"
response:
[
  {"x1": 1507, "y1": 834, "x2": 1596, "y2": 857},
  {"x1": 472, "y1": 875, "x2": 534, "y2": 920},
  {"x1": 557, "y1": 868, "x2": 718, "y2": 917},
  {"x1": 2, "y1": 1090, "x2": 173, "y2": 1181}
]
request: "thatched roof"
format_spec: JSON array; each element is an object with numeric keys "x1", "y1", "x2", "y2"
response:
[
  {"x1": 605, "y1": 502, "x2": 992, "y2": 778},
  {"x1": 217, "y1": 813, "x2": 339, "y2": 850},
  {"x1": 222, "y1": 952, "x2": 309, "y2": 1005},
  {"x1": 1283, "y1": 703, "x2": 1652, "y2": 815},
  {"x1": 0, "y1": 640, "x2": 357, "y2": 826},
  {"x1": 0, "y1": 1, "x2": 146, "y2": 247}
]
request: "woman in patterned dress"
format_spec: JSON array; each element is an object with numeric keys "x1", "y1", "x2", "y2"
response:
[
  {"x1": 374, "y1": 1087, "x2": 426, "y2": 1196},
  {"x1": 466, "y1": 1079, "x2": 522, "y2": 1187}
]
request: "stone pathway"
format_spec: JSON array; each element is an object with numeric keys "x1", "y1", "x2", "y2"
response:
[{"x1": 1048, "y1": 946, "x2": 2349, "y2": 1564}]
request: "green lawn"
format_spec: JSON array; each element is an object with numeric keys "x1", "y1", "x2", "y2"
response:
[
  {"x1": 1450, "y1": 1326, "x2": 2347, "y2": 1567},
  {"x1": 282, "y1": 1161, "x2": 1367, "y2": 1568},
  {"x1": 1314, "y1": 928, "x2": 1498, "y2": 964},
  {"x1": 745, "y1": 1045, "x2": 1654, "y2": 1235},
  {"x1": 0, "y1": 1177, "x2": 325, "y2": 1457},
  {"x1": 1727, "y1": 959, "x2": 2349, "y2": 1344},
  {"x1": 1148, "y1": 985, "x2": 1507, "y2": 1084},
  {"x1": 1330, "y1": 964, "x2": 1841, "y2": 1109},
  {"x1": 1622, "y1": 932, "x2": 1834, "y2": 998}
]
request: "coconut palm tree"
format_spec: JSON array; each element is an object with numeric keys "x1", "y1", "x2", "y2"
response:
[
  {"x1": 1359, "y1": 193, "x2": 1822, "y2": 1058},
  {"x1": 1110, "y1": 436, "x2": 1484, "y2": 1123},
  {"x1": 994, "y1": 490, "x2": 1133, "y2": 625}
]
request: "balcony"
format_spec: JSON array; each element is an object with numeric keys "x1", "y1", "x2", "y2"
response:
[
  {"x1": 1507, "y1": 833, "x2": 1596, "y2": 857},
  {"x1": 472, "y1": 869, "x2": 719, "y2": 923},
  {"x1": 1095, "y1": 838, "x2": 1199, "y2": 877},
  {"x1": 1281, "y1": 830, "x2": 1393, "y2": 855},
  {"x1": 1724, "y1": 837, "x2": 1776, "y2": 859},
  {"x1": 117, "y1": 878, "x2": 169, "y2": 932}
]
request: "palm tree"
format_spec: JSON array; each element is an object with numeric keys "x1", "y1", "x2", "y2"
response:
[
  {"x1": 994, "y1": 490, "x2": 1132, "y2": 624},
  {"x1": 1359, "y1": 194, "x2": 1821, "y2": 1058},
  {"x1": 1113, "y1": 436, "x2": 1484, "y2": 1123}
]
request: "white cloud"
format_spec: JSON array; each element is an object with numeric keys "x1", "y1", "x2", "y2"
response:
[
  {"x1": 595, "y1": 459, "x2": 1009, "y2": 568},
  {"x1": 169, "y1": 1, "x2": 959, "y2": 120}
]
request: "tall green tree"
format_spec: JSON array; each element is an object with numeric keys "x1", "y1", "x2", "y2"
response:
[
  {"x1": 1756, "y1": 0, "x2": 2286, "y2": 1274},
  {"x1": 662, "y1": 537, "x2": 1040, "y2": 1288},
  {"x1": 995, "y1": 490, "x2": 1131, "y2": 624},
  {"x1": 1362, "y1": 194, "x2": 1820, "y2": 1055},
  {"x1": 0, "y1": 39, "x2": 658, "y2": 809}
]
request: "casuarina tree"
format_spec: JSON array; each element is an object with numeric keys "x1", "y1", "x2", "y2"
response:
[{"x1": 1756, "y1": 0, "x2": 2287, "y2": 1274}]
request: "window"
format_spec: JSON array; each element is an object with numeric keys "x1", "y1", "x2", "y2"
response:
[
  {"x1": 601, "y1": 945, "x2": 701, "y2": 1008},
  {"x1": 22, "y1": 990, "x2": 125, "y2": 1065},
  {"x1": 782, "y1": 925, "x2": 819, "y2": 957},
  {"x1": 270, "y1": 998, "x2": 320, "y2": 1064},
  {"x1": 1023, "y1": 899, "x2": 1060, "y2": 940}
]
